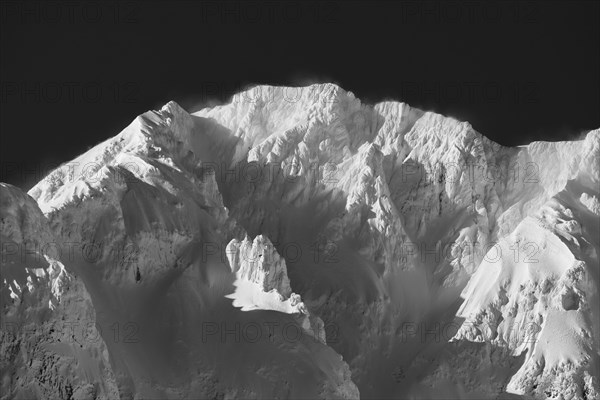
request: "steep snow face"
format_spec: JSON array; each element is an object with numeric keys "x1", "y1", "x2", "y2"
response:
[
  {"x1": 414, "y1": 180, "x2": 600, "y2": 398},
  {"x1": 9, "y1": 83, "x2": 599, "y2": 399},
  {"x1": 453, "y1": 220, "x2": 597, "y2": 397},
  {"x1": 193, "y1": 84, "x2": 599, "y2": 397},
  {"x1": 24, "y1": 99, "x2": 359, "y2": 399},
  {"x1": 0, "y1": 183, "x2": 118, "y2": 400}
]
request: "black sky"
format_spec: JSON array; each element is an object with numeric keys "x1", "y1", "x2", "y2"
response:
[{"x1": 1, "y1": 0, "x2": 599, "y2": 190}]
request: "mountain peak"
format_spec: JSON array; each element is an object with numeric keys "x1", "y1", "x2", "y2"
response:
[{"x1": 5, "y1": 83, "x2": 599, "y2": 399}]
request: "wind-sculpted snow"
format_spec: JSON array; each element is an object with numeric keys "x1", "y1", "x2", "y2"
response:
[{"x1": 1, "y1": 83, "x2": 598, "y2": 399}]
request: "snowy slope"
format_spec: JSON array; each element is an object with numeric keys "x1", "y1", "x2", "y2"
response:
[
  {"x1": 1, "y1": 83, "x2": 597, "y2": 399},
  {"x1": 0, "y1": 183, "x2": 119, "y2": 400},
  {"x1": 429, "y1": 187, "x2": 600, "y2": 399},
  {"x1": 192, "y1": 84, "x2": 599, "y2": 398},
  {"x1": 23, "y1": 98, "x2": 359, "y2": 399}
]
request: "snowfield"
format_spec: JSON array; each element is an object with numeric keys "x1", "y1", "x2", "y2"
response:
[{"x1": 1, "y1": 83, "x2": 598, "y2": 399}]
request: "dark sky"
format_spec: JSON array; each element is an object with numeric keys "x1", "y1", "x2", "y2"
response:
[{"x1": 1, "y1": 1, "x2": 599, "y2": 190}]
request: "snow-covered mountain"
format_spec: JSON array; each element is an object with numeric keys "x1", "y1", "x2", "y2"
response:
[
  {"x1": 1, "y1": 83, "x2": 598, "y2": 399},
  {"x1": 1, "y1": 183, "x2": 119, "y2": 399}
]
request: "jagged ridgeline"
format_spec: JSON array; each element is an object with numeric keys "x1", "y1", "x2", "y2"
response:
[{"x1": 2, "y1": 84, "x2": 599, "y2": 399}]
